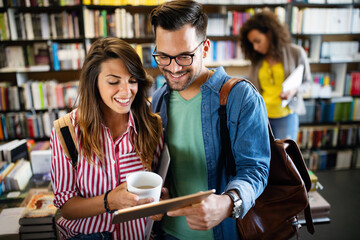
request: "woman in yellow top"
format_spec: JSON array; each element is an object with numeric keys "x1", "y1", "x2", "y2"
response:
[{"x1": 240, "y1": 10, "x2": 311, "y2": 140}]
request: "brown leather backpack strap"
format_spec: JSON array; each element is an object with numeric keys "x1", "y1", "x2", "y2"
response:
[
  {"x1": 285, "y1": 139, "x2": 315, "y2": 234},
  {"x1": 220, "y1": 77, "x2": 259, "y2": 105},
  {"x1": 220, "y1": 78, "x2": 245, "y2": 106},
  {"x1": 220, "y1": 78, "x2": 276, "y2": 142},
  {"x1": 304, "y1": 205, "x2": 315, "y2": 234}
]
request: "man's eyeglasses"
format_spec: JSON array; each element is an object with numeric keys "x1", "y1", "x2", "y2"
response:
[{"x1": 152, "y1": 40, "x2": 205, "y2": 67}]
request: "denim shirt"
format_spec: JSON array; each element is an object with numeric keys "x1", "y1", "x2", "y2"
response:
[{"x1": 151, "y1": 67, "x2": 270, "y2": 240}]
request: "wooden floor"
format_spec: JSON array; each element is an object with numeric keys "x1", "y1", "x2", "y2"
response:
[{"x1": 291, "y1": 169, "x2": 360, "y2": 240}]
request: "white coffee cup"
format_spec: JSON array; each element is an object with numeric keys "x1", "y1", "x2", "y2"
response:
[{"x1": 126, "y1": 171, "x2": 163, "y2": 202}]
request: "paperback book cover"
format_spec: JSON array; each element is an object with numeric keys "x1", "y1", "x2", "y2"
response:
[
  {"x1": 298, "y1": 190, "x2": 330, "y2": 223},
  {"x1": 19, "y1": 192, "x2": 57, "y2": 225}
]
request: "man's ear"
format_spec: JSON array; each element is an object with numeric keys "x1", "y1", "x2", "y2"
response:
[{"x1": 203, "y1": 39, "x2": 211, "y2": 58}]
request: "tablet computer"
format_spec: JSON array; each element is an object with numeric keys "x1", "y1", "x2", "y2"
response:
[{"x1": 112, "y1": 189, "x2": 215, "y2": 224}]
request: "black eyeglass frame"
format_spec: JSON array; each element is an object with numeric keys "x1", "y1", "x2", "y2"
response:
[{"x1": 152, "y1": 40, "x2": 205, "y2": 67}]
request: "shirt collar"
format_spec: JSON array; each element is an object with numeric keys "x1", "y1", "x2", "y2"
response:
[
  {"x1": 202, "y1": 66, "x2": 228, "y2": 93},
  {"x1": 128, "y1": 110, "x2": 138, "y2": 135}
]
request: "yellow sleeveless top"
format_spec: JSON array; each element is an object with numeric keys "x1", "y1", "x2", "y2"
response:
[{"x1": 258, "y1": 60, "x2": 292, "y2": 118}]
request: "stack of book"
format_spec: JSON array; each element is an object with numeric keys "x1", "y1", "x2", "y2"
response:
[
  {"x1": 298, "y1": 191, "x2": 331, "y2": 224},
  {"x1": 18, "y1": 190, "x2": 58, "y2": 240}
]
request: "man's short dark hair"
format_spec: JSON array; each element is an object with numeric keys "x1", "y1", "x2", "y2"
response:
[{"x1": 150, "y1": 0, "x2": 208, "y2": 41}]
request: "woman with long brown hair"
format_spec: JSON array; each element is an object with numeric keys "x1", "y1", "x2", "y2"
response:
[
  {"x1": 50, "y1": 37, "x2": 163, "y2": 239},
  {"x1": 240, "y1": 10, "x2": 311, "y2": 140}
]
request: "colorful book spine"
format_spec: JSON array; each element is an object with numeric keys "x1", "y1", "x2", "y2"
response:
[{"x1": 52, "y1": 43, "x2": 60, "y2": 71}]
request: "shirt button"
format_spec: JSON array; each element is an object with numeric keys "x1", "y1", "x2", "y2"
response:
[
  {"x1": 206, "y1": 132, "x2": 209, "y2": 137},
  {"x1": 203, "y1": 105, "x2": 206, "y2": 110}
]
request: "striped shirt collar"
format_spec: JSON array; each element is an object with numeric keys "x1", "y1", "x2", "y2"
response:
[
  {"x1": 128, "y1": 110, "x2": 138, "y2": 135},
  {"x1": 71, "y1": 108, "x2": 138, "y2": 135}
]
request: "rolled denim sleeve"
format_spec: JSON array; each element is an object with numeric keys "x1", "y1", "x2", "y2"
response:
[{"x1": 224, "y1": 82, "x2": 271, "y2": 218}]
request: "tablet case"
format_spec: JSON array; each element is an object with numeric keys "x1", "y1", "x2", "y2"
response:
[{"x1": 112, "y1": 189, "x2": 215, "y2": 224}]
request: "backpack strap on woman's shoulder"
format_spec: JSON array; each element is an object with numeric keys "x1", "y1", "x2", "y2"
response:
[{"x1": 53, "y1": 113, "x2": 78, "y2": 168}]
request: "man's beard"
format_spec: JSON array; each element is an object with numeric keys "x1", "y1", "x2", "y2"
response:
[
  {"x1": 163, "y1": 67, "x2": 201, "y2": 91},
  {"x1": 163, "y1": 69, "x2": 193, "y2": 91}
]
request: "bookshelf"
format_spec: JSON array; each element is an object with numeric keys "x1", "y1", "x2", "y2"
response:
[
  {"x1": 0, "y1": 0, "x2": 359, "y2": 169},
  {"x1": 0, "y1": 0, "x2": 291, "y2": 142},
  {"x1": 289, "y1": 0, "x2": 360, "y2": 172}
]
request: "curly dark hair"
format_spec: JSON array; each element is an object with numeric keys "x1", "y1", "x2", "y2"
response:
[{"x1": 240, "y1": 10, "x2": 291, "y2": 63}]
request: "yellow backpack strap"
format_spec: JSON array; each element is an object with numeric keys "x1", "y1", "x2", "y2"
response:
[{"x1": 53, "y1": 113, "x2": 78, "y2": 168}]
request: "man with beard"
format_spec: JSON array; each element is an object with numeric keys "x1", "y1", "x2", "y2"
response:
[{"x1": 150, "y1": 1, "x2": 271, "y2": 239}]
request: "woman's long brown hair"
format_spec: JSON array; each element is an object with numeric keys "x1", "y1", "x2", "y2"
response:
[
  {"x1": 77, "y1": 37, "x2": 162, "y2": 168},
  {"x1": 240, "y1": 10, "x2": 291, "y2": 63}
]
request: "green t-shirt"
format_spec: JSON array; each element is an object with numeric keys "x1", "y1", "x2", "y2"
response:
[{"x1": 162, "y1": 91, "x2": 213, "y2": 240}]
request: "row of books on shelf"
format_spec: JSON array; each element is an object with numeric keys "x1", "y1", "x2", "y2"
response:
[
  {"x1": 0, "y1": 43, "x2": 85, "y2": 71},
  {"x1": 296, "y1": 124, "x2": 359, "y2": 149},
  {"x1": 295, "y1": 38, "x2": 360, "y2": 64},
  {"x1": 52, "y1": 42, "x2": 85, "y2": 71},
  {"x1": 125, "y1": 40, "x2": 246, "y2": 67},
  {"x1": 344, "y1": 71, "x2": 360, "y2": 96},
  {"x1": 82, "y1": 6, "x2": 284, "y2": 39},
  {"x1": 303, "y1": 148, "x2": 360, "y2": 172},
  {"x1": 320, "y1": 41, "x2": 360, "y2": 63},
  {"x1": 1, "y1": 42, "x2": 161, "y2": 71},
  {"x1": 1, "y1": 9, "x2": 81, "y2": 41},
  {"x1": 82, "y1": 0, "x2": 289, "y2": 5},
  {"x1": 294, "y1": 0, "x2": 356, "y2": 3},
  {"x1": 197, "y1": 0, "x2": 288, "y2": 4},
  {"x1": 207, "y1": 10, "x2": 253, "y2": 37},
  {"x1": 0, "y1": 43, "x2": 50, "y2": 71},
  {"x1": 83, "y1": 0, "x2": 165, "y2": 5},
  {"x1": 300, "y1": 72, "x2": 335, "y2": 99},
  {"x1": 291, "y1": 7, "x2": 360, "y2": 34},
  {"x1": 311, "y1": 72, "x2": 335, "y2": 89},
  {"x1": 83, "y1": 7, "x2": 151, "y2": 39},
  {"x1": 294, "y1": 38, "x2": 310, "y2": 57},
  {"x1": 204, "y1": 40, "x2": 246, "y2": 66},
  {"x1": 0, "y1": 39, "x2": 249, "y2": 72},
  {"x1": 207, "y1": 6, "x2": 286, "y2": 35},
  {"x1": 300, "y1": 97, "x2": 360, "y2": 124},
  {"x1": 0, "y1": 80, "x2": 78, "y2": 111},
  {"x1": 4, "y1": 0, "x2": 80, "y2": 7},
  {"x1": 0, "y1": 109, "x2": 67, "y2": 140}
]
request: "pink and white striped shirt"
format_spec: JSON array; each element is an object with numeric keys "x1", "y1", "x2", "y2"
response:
[{"x1": 50, "y1": 109, "x2": 164, "y2": 240}]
